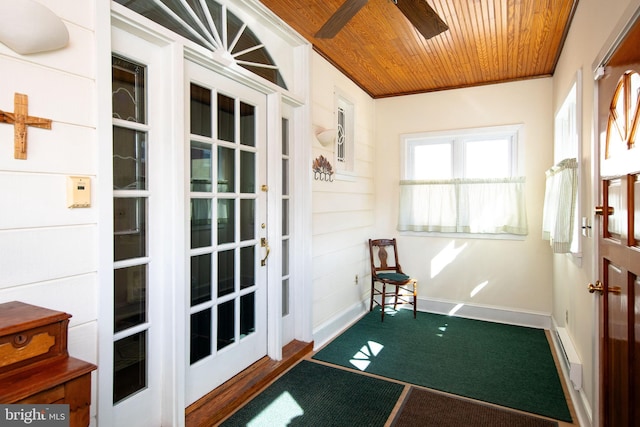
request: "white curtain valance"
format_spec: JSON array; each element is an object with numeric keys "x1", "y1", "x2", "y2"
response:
[
  {"x1": 398, "y1": 177, "x2": 528, "y2": 235},
  {"x1": 542, "y1": 158, "x2": 578, "y2": 253}
]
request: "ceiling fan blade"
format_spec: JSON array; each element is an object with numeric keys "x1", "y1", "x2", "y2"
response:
[
  {"x1": 315, "y1": 0, "x2": 369, "y2": 39},
  {"x1": 394, "y1": 0, "x2": 448, "y2": 40}
]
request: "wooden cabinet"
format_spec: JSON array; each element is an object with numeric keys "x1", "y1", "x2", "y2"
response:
[{"x1": 0, "y1": 301, "x2": 96, "y2": 427}]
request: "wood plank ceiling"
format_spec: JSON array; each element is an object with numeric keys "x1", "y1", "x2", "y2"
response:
[{"x1": 259, "y1": 0, "x2": 579, "y2": 98}]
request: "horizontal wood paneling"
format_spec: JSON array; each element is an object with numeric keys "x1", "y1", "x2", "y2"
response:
[
  {"x1": 0, "y1": 226, "x2": 97, "y2": 288},
  {"x1": 261, "y1": 0, "x2": 578, "y2": 98}
]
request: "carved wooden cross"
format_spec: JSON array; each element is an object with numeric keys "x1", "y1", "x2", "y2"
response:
[{"x1": 0, "y1": 93, "x2": 52, "y2": 160}]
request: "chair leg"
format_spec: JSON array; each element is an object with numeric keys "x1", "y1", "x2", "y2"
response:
[
  {"x1": 413, "y1": 281, "x2": 417, "y2": 319},
  {"x1": 370, "y1": 280, "x2": 374, "y2": 312},
  {"x1": 393, "y1": 286, "x2": 400, "y2": 310},
  {"x1": 381, "y1": 283, "x2": 386, "y2": 321}
]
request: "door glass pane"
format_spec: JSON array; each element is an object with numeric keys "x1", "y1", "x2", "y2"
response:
[
  {"x1": 634, "y1": 176, "x2": 639, "y2": 245},
  {"x1": 114, "y1": 198, "x2": 146, "y2": 261},
  {"x1": 282, "y1": 278, "x2": 290, "y2": 316},
  {"x1": 114, "y1": 265, "x2": 146, "y2": 333},
  {"x1": 217, "y1": 199, "x2": 235, "y2": 244},
  {"x1": 217, "y1": 300, "x2": 235, "y2": 350},
  {"x1": 240, "y1": 293, "x2": 255, "y2": 337},
  {"x1": 112, "y1": 56, "x2": 146, "y2": 123},
  {"x1": 191, "y1": 199, "x2": 212, "y2": 248},
  {"x1": 218, "y1": 94, "x2": 235, "y2": 142},
  {"x1": 240, "y1": 102, "x2": 255, "y2": 147},
  {"x1": 218, "y1": 146, "x2": 235, "y2": 192},
  {"x1": 114, "y1": 331, "x2": 146, "y2": 403},
  {"x1": 282, "y1": 158, "x2": 289, "y2": 195},
  {"x1": 608, "y1": 179, "x2": 623, "y2": 237},
  {"x1": 113, "y1": 127, "x2": 146, "y2": 190},
  {"x1": 191, "y1": 84, "x2": 211, "y2": 137},
  {"x1": 282, "y1": 118, "x2": 289, "y2": 155},
  {"x1": 240, "y1": 151, "x2": 255, "y2": 193},
  {"x1": 190, "y1": 309, "x2": 211, "y2": 364},
  {"x1": 282, "y1": 199, "x2": 289, "y2": 236},
  {"x1": 240, "y1": 246, "x2": 254, "y2": 290},
  {"x1": 190, "y1": 254, "x2": 211, "y2": 306},
  {"x1": 240, "y1": 199, "x2": 255, "y2": 241},
  {"x1": 218, "y1": 250, "x2": 235, "y2": 297},
  {"x1": 191, "y1": 141, "x2": 212, "y2": 192},
  {"x1": 282, "y1": 238, "x2": 289, "y2": 276}
]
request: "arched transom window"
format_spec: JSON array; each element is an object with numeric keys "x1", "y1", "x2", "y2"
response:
[
  {"x1": 115, "y1": 0, "x2": 287, "y2": 89},
  {"x1": 606, "y1": 71, "x2": 640, "y2": 158}
]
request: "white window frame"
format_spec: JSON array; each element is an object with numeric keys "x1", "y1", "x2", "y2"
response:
[
  {"x1": 399, "y1": 124, "x2": 526, "y2": 240},
  {"x1": 552, "y1": 69, "x2": 582, "y2": 259},
  {"x1": 334, "y1": 89, "x2": 355, "y2": 179}
]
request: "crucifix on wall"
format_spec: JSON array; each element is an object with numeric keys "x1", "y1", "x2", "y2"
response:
[{"x1": 0, "y1": 93, "x2": 52, "y2": 160}]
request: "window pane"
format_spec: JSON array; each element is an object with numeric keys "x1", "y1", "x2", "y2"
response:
[
  {"x1": 282, "y1": 158, "x2": 289, "y2": 195},
  {"x1": 113, "y1": 127, "x2": 146, "y2": 190},
  {"x1": 112, "y1": 56, "x2": 146, "y2": 123},
  {"x1": 191, "y1": 198, "x2": 212, "y2": 249},
  {"x1": 218, "y1": 94, "x2": 235, "y2": 142},
  {"x1": 218, "y1": 146, "x2": 235, "y2": 192},
  {"x1": 240, "y1": 151, "x2": 255, "y2": 193},
  {"x1": 240, "y1": 293, "x2": 255, "y2": 337},
  {"x1": 240, "y1": 246, "x2": 254, "y2": 290},
  {"x1": 240, "y1": 102, "x2": 255, "y2": 147},
  {"x1": 191, "y1": 84, "x2": 212, "y2": 137},
  {"x1": 191, "y1": 141, "x2": 212, "y2": 192},
  {"x1": 282, "y1": 238, "x2": 289, "y2": 276},
  {"x1": 114, "y1": 265, "x2": 146, "y2": 333},
  {"x1": 114, "y1": 198, "x2": 146, "y2": 261},
  {"x1": 190, "y1": 309, "x2": 211, "y2": 364},
  {"x1": 217, "y1": 199, "x2": 235, "y2": 244},
  {"x1": 411, "y1": 142, "x2": 452, "y2": 179},
  {"x1": 282, "y1": 278, "x2": 290, "y2": 316},
  {"x1": 465, "y1": 139, "x2": 511, "y2": 178},
  {"x1": 240, "y1": 199, "x2": 255, "y2": 241},
  {"x1": 114, "y1": 332, "x2": 146, "y2": 403},
  {"x1": 282, "y1": 199, "x2": 289, "y2": 236},
  {"x1": 191, "y1": 253, "x2": 211, "y2": 306},
  {"x1": 218, "y1": 250, "x2": 234, "y2": 297},
  {"x1": 217, "y1": 300, "x2": 235, "y2": 350},
  {"x1": 282, "y1": 118, "x2": 289, "y2": 155}
]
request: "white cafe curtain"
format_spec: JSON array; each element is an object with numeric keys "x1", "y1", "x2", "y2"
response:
[
  {"x1": 542, "y1": 158, "x2": 578, "y2": 253},
  {"x1": 398, "y1": 177, "x2": 528, "y2": 235}
]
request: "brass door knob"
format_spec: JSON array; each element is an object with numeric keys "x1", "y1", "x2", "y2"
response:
[
  {"x1": 588, "y1": 281, "x2": 604, "y2": 295},
  {"x1": 595, "y1": 206, "x2": 614, "y2": 215}
]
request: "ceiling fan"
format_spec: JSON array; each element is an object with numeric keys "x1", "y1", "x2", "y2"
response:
[{"x1": 315, "y1": 0, "x2": 448, "y2": 40}]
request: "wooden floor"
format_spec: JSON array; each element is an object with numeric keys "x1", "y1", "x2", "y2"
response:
[
  {"x1": 186, "y1": 331, "x2": 580, "y2": 427},
  {"x1": 185, "y1": 340, "x2": 313, "y2": 427}
]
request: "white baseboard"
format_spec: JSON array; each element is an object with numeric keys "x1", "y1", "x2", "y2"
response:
[
  {"x1": 418, "y1": 297, "x2": 552, "y2": 329},
  {"x1": 312, "y1": 300, "x2": 368, "y2": 350}
]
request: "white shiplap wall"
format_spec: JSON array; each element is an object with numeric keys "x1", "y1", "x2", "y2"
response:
[{"x1": 0, "y1": 0, "x2": 98, "y2": 404}]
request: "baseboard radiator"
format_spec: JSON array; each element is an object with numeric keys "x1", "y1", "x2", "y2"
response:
[{"x1": 555, "y1": 327, "x2": 582, "y2": 390}]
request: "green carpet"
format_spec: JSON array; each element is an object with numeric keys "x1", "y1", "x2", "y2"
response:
[
  {"x1": 221, "y1": 360, "x2": 405, "y2": 426},
  {"x1": 313, "y1": 309, "x2": 572, "y2": 422}
]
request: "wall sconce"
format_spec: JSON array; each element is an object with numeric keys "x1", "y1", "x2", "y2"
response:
[
  {"x1": 0, "y1": 0, "x2": 69, "y2": 55},
  {"x1": 315, "y1": 128, "x2": 336, "y2": 147}
]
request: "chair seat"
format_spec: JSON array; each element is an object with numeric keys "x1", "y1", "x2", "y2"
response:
[{"x1": 376, "y1": 272, "x2": 411, "y2": 282}]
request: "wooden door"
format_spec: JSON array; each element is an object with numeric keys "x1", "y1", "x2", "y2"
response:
[{"x1": 596, "y1": 17, "x2": 640, "y2": 427}]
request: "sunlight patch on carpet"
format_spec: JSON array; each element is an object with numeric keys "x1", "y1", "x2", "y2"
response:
[
  {"x1": 247, "y1": 391, "x2": 303, "y2": 426},
  {"x1": 350, "y1": 340, "x2": 384, "y2": 371}
]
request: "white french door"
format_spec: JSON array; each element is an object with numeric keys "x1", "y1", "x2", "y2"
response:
[{"x1": 185, "y1": 60, "x2": 268, "y2": 405}]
